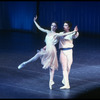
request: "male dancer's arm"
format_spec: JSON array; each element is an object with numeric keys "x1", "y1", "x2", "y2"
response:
[
  {"x1": 58, "y1": 26, "x2": 79, "y2": 40},
  {"x1": 72, "y1": 32, "x2": 79, "y2": 39},
  {"x1": 65, "y1": 26, "x2": 78, "y2": 36},
  {"x1": 72, "y1": 26, "x2": 79, "y2": 39}
]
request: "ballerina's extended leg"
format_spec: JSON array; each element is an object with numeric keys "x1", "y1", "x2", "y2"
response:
[{"x1": 18, "y1": 53, "x2": 41, "y2": 69}]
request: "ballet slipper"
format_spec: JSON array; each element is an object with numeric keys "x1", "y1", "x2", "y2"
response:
[
  {"x1": 18, "y1": 62, "x2": 26, "y2": 69},
  {"x1": 60, "y1": 85, "x2": 70, "y2": 89}
]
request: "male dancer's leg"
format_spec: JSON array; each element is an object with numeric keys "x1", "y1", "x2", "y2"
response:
[{"x1": 60, "y1": 51, "x2": 70, "y2": 89}]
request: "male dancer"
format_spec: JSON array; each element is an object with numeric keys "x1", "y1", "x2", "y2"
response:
[{"x1": 59, "y1": 21, "x2": 79, "y2": 89}]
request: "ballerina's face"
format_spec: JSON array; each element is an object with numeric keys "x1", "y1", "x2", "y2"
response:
[{"x1": 51, "y1": 22, "x2": 57, "y2": 32}]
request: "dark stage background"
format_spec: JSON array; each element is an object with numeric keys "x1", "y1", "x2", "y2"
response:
[{"x1": 0, "y1": 1, "x2": 100, "y2": 35}]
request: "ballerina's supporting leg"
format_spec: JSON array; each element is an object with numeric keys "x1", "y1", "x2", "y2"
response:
[
  {"x1": 18, "y1": 52, "x2": 41, "y2": 69},
  {"x1": 49, "y1": 68, "x2": 55, "y2": 90}
]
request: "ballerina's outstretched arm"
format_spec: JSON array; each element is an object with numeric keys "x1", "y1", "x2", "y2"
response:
[
  {"x1": 33, "y1": 15, "x2": 49, "y2": 33},
  {"x1": 56, "y1": 26, "x2": 78, "y2": 37}
]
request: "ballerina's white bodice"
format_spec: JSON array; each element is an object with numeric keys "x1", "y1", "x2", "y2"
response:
[{"x1": 45, "y1": 33, "x2": 58, "y2": 46}]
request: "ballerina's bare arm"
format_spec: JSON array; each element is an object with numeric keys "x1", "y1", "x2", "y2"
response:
[
  {"x1": 56, "y1": 31, "x2": 76, "y2": 37},
  {"x1": 33, "y1": 15, "x2": 49, "y2": 33},
  {"x1": 56, "y1": 26, "x2": 78, "y2": 37}
]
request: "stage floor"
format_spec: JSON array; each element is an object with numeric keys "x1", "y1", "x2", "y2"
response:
[{"x1": 0, "y1": 31, "x2": 100, "y2": 99}]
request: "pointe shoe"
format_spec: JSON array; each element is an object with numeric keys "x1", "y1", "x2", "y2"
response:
[
  {"x1": 49, "y1": 80, "x2": 55, "y2": 90},
  {"x1": 18, "y1": 62, "x2": 25, "y2": 69},
  {"x1": 60, "y1": 85, "x2": 70, "y2": 89}
]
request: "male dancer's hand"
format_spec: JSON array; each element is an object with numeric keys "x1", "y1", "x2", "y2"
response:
[
  {"x1": 74, "y1": 26, "x2": 78, "y2": 32},
  {"x1": 73, "y1": 26, "x2": 79, "y2": 38}
]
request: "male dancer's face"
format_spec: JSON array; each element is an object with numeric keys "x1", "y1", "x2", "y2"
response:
[{"x1": 63, "y1": 23, "x2": 70, "y2": 32}]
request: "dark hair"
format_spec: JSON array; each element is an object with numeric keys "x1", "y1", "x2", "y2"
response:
[
  {"x1": 52, "y1": 21, "x2": 58, "y2": 27},
  {"x1": 64, "y1": 21, "x2": 72, "y2": 30}
]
